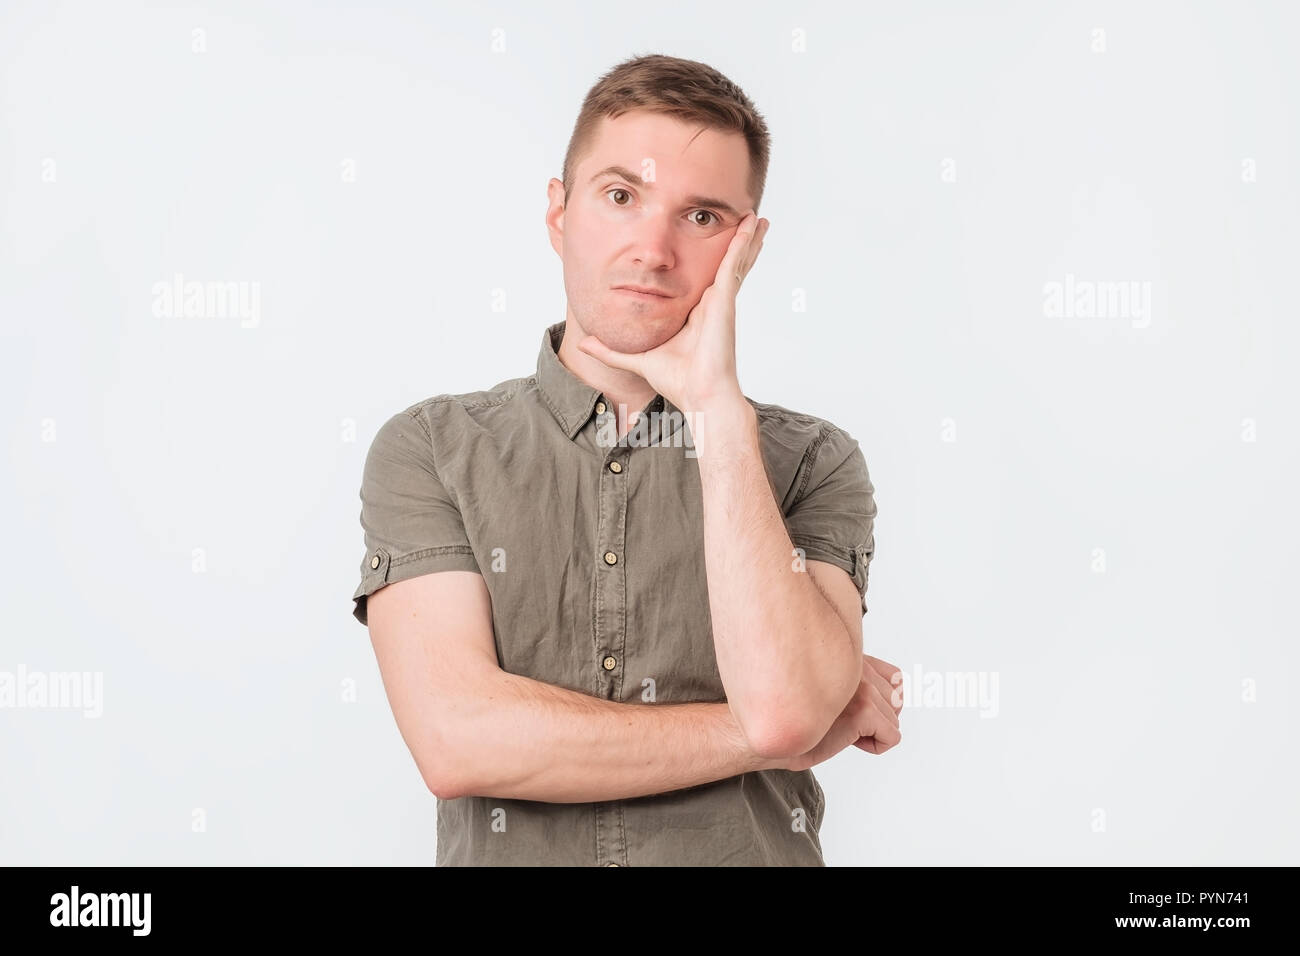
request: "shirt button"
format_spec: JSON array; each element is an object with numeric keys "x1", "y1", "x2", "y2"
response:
[
  {"x1": 608, "y1": 460, "x2": 622, "y2": 473},
  {"x1": 595, "y1": 401, "x2": 606, "y2": 414},
  {"x1": 602, "y1": 656, "x2": 617, "y2": 670},
  {"x1": 603, "y1": 551, "x2": 618, "y2": 565},
  {"x1": 370, "y1": 554, "x2": 380, "y2": 569}
]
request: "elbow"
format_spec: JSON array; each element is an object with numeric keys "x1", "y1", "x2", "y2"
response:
[
  {"x1": 743, "y1": 684, "x2": 855, "y2": 761},
  {"x1": 420, "y1": 729, "x2": 471, "y2": 801},
  {"x1": 741, "y1": 649, "x2": 863, "y2": 761},
  {"x1": 747, "y1": 730, "x2": 808, "y2": 762},
  {"x1": 742, "y1": 714, "x2": 824, "y2": 762},
  {"x1": 424, "y1": 767, "x2": 464, "y2": 801}
]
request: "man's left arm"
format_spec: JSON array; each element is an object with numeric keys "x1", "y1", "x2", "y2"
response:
[
  {"x1": 695, "y1": 400, "x2": 875, "y2": 761},
  {"x1": 573, "y1": 212, "x2": 877, "y2": 762}
]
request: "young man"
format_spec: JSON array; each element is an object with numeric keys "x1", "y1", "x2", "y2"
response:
[{"x1": 351, "y1": 53, "x2": 902, "y2": 866}]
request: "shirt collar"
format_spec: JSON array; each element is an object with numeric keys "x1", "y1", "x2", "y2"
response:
[{"x1": 535, "y1": 320, "x2": 686, "y2": 446}]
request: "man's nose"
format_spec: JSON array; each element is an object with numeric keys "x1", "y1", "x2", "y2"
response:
[{"x1": 628, "y1": 214, "x2": 676, "y2": 270}]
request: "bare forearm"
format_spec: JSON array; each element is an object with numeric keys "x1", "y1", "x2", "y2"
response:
[
  {"x1": 442, "y1": 668, "x2": 778, "y2": 803},
  {"x1": 695, "y1": 398, "x2": 857, "y2": 754}
]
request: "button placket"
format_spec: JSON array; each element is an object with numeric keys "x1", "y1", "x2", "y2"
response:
[
  {"x1": 594, "y1": 464, "x2": 626, "y2": 690},
  {"x1": 592, "y1": 416, "x2": 629, "y2": 866}
]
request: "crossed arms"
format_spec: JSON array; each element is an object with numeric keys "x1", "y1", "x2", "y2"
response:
[{"x1": 367, "y1": 559, "x2": 879, "y2": 803}]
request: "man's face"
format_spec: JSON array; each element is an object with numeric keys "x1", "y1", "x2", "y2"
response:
[{"x1": 546, "y1": 110, "x2": 756, "y2": 356}]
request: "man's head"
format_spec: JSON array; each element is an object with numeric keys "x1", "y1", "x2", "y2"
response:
[{"x1": 546, "y1": 54, "x2": 771, "y2": 356}]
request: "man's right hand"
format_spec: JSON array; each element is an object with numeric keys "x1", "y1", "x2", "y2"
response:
[{"x1": 780, "y1": 654, "x2": 904, "y2": 773}]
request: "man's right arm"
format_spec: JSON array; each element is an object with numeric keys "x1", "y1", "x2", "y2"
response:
[{"x1": 366, "y1": 569, "x2": 787, "y2": 803}]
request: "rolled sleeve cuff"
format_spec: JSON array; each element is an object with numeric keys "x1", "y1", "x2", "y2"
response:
[
  {"x1": 791, "y1": 535, "x2": 873, "y2": 616},
  {"x1": 352, "y1": 545, "x2": 481, "y2": 626}
]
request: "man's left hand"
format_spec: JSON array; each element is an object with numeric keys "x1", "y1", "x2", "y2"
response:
[{"x1": 576, "y1": 212, "x2": 769, "y2": 414}]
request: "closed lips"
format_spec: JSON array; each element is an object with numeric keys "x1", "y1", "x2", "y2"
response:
[{"x1": 616, "y1": 286, "x2": 671, "y2": 296}]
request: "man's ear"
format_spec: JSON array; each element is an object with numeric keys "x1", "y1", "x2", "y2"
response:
[{"x1": 545, "y1": 178, "x2": 566, "y2": 258}]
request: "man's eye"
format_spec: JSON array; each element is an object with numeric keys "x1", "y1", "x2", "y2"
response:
[{"x1": 604, "y1": 189, "x2": 720, "y2": 227}]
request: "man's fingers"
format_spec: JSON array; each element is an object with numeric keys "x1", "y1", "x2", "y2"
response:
[
  {"x1": 720, "y1": 213, "x2": 759, "y2": 290},
  {"x1": 859, "y1": 734, "x2": 900, "y2": 755},
  {"x1": 577, "y1": 335, "x2": 639, "y2": 377},
  {"x1": 865, "y1": 655, "x2": 903, "y2": 712},
  {"x1": 862, "y1": 655, "x2": 903, "y2": 712},
  {"x1": 736, "y1": 217, "x2": 768, "y2": 286},
  {"x1": 853, "y1": 721, "x2": 901, "y2": 755},
  {"x1": 868, "y1": 684, "x2": 900, "y2": 732},
  {"x1": 865, "y1": 666, "x2": 901, "y2": 716},
  {"x1": 864, "y1": 654, "x2": 899, "y2": 679},
  {"x1": 850, "y1": 669, "x2": 904, "y2": 756},
  {"x1": 856, "y1": 708, "x2": 902, "y2": 755}
]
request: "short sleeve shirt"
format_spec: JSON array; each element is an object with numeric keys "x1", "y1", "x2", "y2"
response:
[{"x1": 351, "y1": 321, "x2": 877, "y2": 866}]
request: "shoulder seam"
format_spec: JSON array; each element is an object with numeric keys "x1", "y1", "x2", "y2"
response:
[
  {"x1": 398, "y1": 378, "x2": 533, "y2": 482},
  {"x1": 405, "y1": 384, "x2": 527, "y2": 415},
  {"x1": 748, "y1": 398, "x2": 828, "y2": 425},
  {"x1": 792, "y1": 421, "x2": 841, "y2": 505},
  {"x1": 398, "y1": 405, "x2": 435, "y2": 445}
]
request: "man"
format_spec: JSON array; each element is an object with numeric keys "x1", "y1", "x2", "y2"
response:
[{"x1": 351, "y1": 53, "x2": 903, "y2": 866}]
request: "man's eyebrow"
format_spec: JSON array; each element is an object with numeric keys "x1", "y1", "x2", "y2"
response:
[{"x1": 587, "y1": 164, "x2": 744, "y2": 220}]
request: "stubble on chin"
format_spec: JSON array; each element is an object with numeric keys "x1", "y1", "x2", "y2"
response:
[{"x1": 588, "y1": 312, "x2": 684, "y2": 355}]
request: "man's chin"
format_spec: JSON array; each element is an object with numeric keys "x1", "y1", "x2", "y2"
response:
[{"x1": 589, "y1": 316, "x2": 684, "y2": 355}]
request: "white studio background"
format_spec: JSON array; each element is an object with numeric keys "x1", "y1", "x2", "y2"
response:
[{"x1": 2, "y1": 0, "x2": 1296, "y2": 866}]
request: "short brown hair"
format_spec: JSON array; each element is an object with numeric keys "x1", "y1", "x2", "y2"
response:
[{"x1": 561, "y1": 53, "x2": 772, "y2": 213}]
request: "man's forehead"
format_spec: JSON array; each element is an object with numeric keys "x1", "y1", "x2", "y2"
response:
[{"x1": 580, "y1": 113, "x2": 752, "y2": 209}]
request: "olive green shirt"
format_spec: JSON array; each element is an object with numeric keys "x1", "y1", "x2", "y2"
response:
[{"x1": 352, "y1": 320, "x2": 877, "y2": 866}]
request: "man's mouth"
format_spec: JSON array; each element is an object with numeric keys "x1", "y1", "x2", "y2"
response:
[{"x1": 614, "y1": 285, "x2": 672, "y2": 299}]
